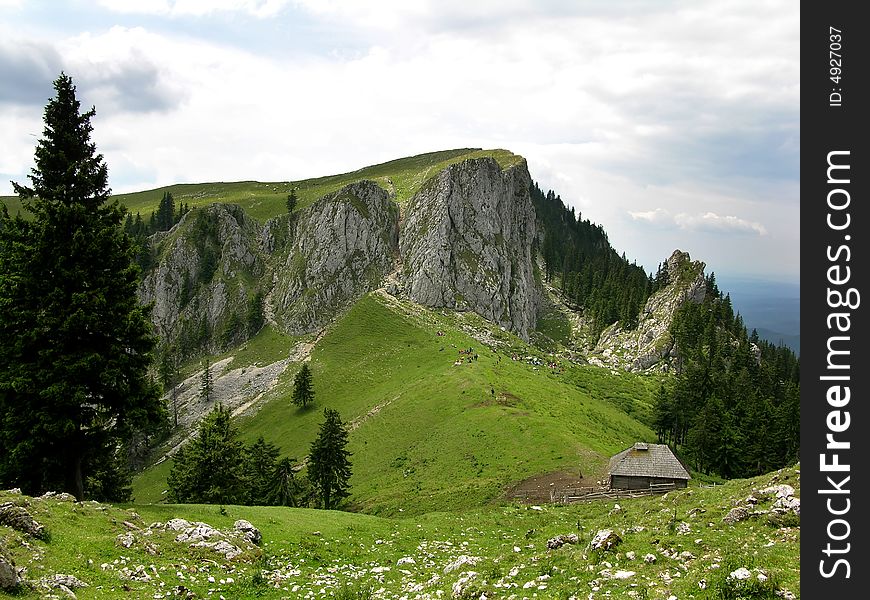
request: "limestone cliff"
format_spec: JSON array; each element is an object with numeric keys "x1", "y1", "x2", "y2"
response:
[
  {"x1": 399, "y1": 158, "x2": 539, "y2": 339},
  {"x1": 269, "y1": 181, "x2": 399, "y2": 334},
  {"x1": 589, "y1": 249, "x2": 706, "y2": 372},
  {"x1": 139, "y1": 203, "x2": 265, "y2": 354}
]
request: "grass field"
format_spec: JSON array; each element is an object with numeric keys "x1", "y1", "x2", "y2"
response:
[
  {"x1": 132, "y1": 293, "x2": 656, "y2": 515},
  {"x1": 1, "y1": 465, "x2": 800, "y2": 599}
]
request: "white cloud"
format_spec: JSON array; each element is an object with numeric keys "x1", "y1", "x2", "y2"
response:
[
  {"x1": 629, "y1": 208, "x2": 767, "y2": 236},
  {"x1": 628, "y1": 208, "x2": 671, "y2": 225},
  {"x1": 1, "y1": 0, "x2": 798, "y2": 278},
  {"x1": 98, "y1": 0, "x2": 290, "y2": 17},
  {"x1": 675, "y1": 212, "x2": 767, "y2": 236}
]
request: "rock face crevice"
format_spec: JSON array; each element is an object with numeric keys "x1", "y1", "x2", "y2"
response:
[
  {"x1": 399, "y1": 158, "x2": 539, "y2": 339},
  {"x1": 269, "y1": 180, "x2": 399, "y2": 334},
  {"x1": 591, "y1": 250, "x2": 706, "y2": 372}
]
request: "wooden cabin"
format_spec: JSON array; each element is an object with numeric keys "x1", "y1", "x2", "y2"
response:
[{"x1": 608, "y1": 442, "x2": 690, "y2": 490}]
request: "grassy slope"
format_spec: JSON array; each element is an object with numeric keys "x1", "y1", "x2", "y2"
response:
[
  {"x1": 1, "y1": 148, "x2": 524, "y2": 222},
  {"x1": 134, "y1": 293, "x2": 655, "y2": 515},
  {"x1": 1, "y1": 466, "x2": 801, "y2": 599}
]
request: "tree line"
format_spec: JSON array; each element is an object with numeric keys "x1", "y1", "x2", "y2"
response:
[
  {"x1": 124, "y1": 191, "x2": 190, "y2": 272},
  {"x1": 652, "y1": 273, "x2": 800, "y2": 479},
  {"x1": 530, "y1": 182, "x2": 661, "y2": 335}
]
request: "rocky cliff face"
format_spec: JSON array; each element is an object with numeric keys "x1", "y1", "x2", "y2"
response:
[
  {"x1": 139, "y1": 203, "x2": 265, "y2": 354},
  {"x1": 399, "y1": 158, "x2": 539, "y2": 339},
  {"x1": 269, "y1": 181, "x2": 399, "y2": 334},
  {"x1": 590, "y1": 250, "x2": 706, "y2": 372}
]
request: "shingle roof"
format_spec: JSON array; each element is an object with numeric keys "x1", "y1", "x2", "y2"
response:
[{"x1": 608, "y1": 442, "x2": 690, "y2": 480}]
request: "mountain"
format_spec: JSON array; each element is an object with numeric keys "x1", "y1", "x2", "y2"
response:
[{"x1": 126, "y1": 149, "x2": 760, "y2": 511}]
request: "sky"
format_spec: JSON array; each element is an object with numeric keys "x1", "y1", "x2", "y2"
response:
[{"x1": 0, "y1": 0, "x2": 799, "y2": 281}]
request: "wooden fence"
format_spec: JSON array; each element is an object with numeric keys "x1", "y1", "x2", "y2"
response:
[{"x1": 511, "y1": 481, "x2": 678, "y2": 504}]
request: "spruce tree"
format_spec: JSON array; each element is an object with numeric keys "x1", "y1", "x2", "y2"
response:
[
  {"x1": 269, "y1": 457, "x2": 304, "y2": 507},
  {"x1": 292, "y1": 363, "x2": 315, "y2": 409},
  {"x1": 155, "y1": 191, "x2": 175, "y2": 231},
  {"x1": 307, "y1": 408, "x2": 352, "y2": 510},
  {"x1": 166, "y1": 404, "x2": 246, "y2": 504},
  {"x1": 0, "y1": 73, "x2": 163, "y2": 500},
  {"x1": 244, "y1": 435, "x2": 280, "y2": 504},
  {"x1": 286, "y1": 187, "x2": 298, "y2": 213},
  {"x1": 200, "y1": 359, "x2": 213, "y2": 403}
]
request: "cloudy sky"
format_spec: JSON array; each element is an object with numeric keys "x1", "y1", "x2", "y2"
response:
[{"x1": 1, "y1": 0, "x2": 799, "y2": 281}]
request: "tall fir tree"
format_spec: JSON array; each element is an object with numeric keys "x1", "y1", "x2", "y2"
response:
[
  {"x1": 286, "y1": 187, "x2": 298, "y2": 213},
  {"x1": 307, "y1": 408, "x2": 352, "y2": 510},
  {"x1": 292, "y1": 363, "x2": 315, "y2": 409},
  {"x1": 0, "y1": 73, "x2": 163, "y2": 500}
]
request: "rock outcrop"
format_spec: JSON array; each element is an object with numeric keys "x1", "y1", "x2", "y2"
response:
[
  {"x1": 270, "y1": 181, "x2": 399, "y2": 334},
  {"x1": 590, "y1": 249, "x2": 706, "y2": 372},
  {"x1": 400, "y1": 158, "x2": 539, "y2": 339},
  {"x1": 140, "y1": 203, "x2": 265, "y2": 353}
]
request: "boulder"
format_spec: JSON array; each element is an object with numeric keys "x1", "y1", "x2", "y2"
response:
[
  {"x1": 590, "y1": 529, "x2": 621, "y2": 551},
  {"x1": 723, "y1": 507, "x2": 749, "y2": 524},
  {"x1": 0, "y1": 503, "x2": 47, "y2": 539},
  {"x1": 233, "y1": 519, "x2": 261, "y2": 545},
  {"x1": 546, "y1": 533, "x2": 579, "y2": 550},
  {"x1": 0, "y1": 554, "x2": 20, "y2": 591}
]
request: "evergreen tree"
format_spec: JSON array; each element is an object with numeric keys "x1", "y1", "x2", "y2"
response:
[
  {"x1": 286, "y1": 187, "x2": 298, "y2": 213},
  {"x1": 0, "y1": 73, "x2": 163, "y2": 500},
  {"x1": 292, "y1": 363, "x2": 315, "y2": 409},
  {"x1": 307, "y1": 408, "x2": 352, "y2": 510},
  {"x1": 269, "y1": 457, "x2": 307, "y2": 507},
  {"x1": 155, "y1": 191, "x2": 176, "y2": 231},
  {"x1": 166, "y1": 404, "x2": 246, "y2": 504},
  {"x1": 200, "y1": 359, "x2": 213, "y2": 402},
  {"x1": 244, "y1": 436, "x2": 280, "y2": 505}
]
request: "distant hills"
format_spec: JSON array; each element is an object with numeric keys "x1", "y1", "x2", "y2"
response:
[{"x1": 718, "y1": 276, "x2": 800, "y2": 355}]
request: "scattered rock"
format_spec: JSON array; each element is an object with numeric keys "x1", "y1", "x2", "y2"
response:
[
  {"x1": 233, "y1": 519, "x2": 262, "y2": 545},
  {"x1": 760, "y1": 484, "x2": 795, "y2": 499},
  {"x1": 451, "y1": 571, "x2": 478, "y2": 598},
  {"x1": 590, "y1": 529, "x2": 621, "y2": 551},
  {"x1": 38, "y1": 491, "x2": 77, "y2": 502},
  {"x1": 546, "y1": 533, "x2": 579, "y2": 550},
  {"x1": 397, "y1": 557, "x2": 416, "y2": 566},
  {"x1": 116, "y1": 532, "x2": 136, "y2": 549},
  {"x1": 772, "y1": 496, "x2": 801, "y2": 515},
  {"x1": 723, "y1": 507, "x2": 749, "y2": 524},
  {"x1": 728, "y1": 567, "x2": 752, "y2": 581},
  {"x1": 444, "y1": 555, "x2": 480, "y2": 574},
  {"x1": 611, "y1": 570, "x2": 635, "y2": 579},
  {"x1": 0, "y1": 502, "x2": 48, "y2": 539},
  {"x1": 38, "y1": 573, "x2": 89, "y2": 597},
  {"x1": 643, "y1": 553, "x2": 657, "y2": 564},
  {"x1": 164, "y1": 518, "x2": 192, "y2": 532},
  {"x1": 0, "y1": 554, "x2": 20, "y2": 590}
]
